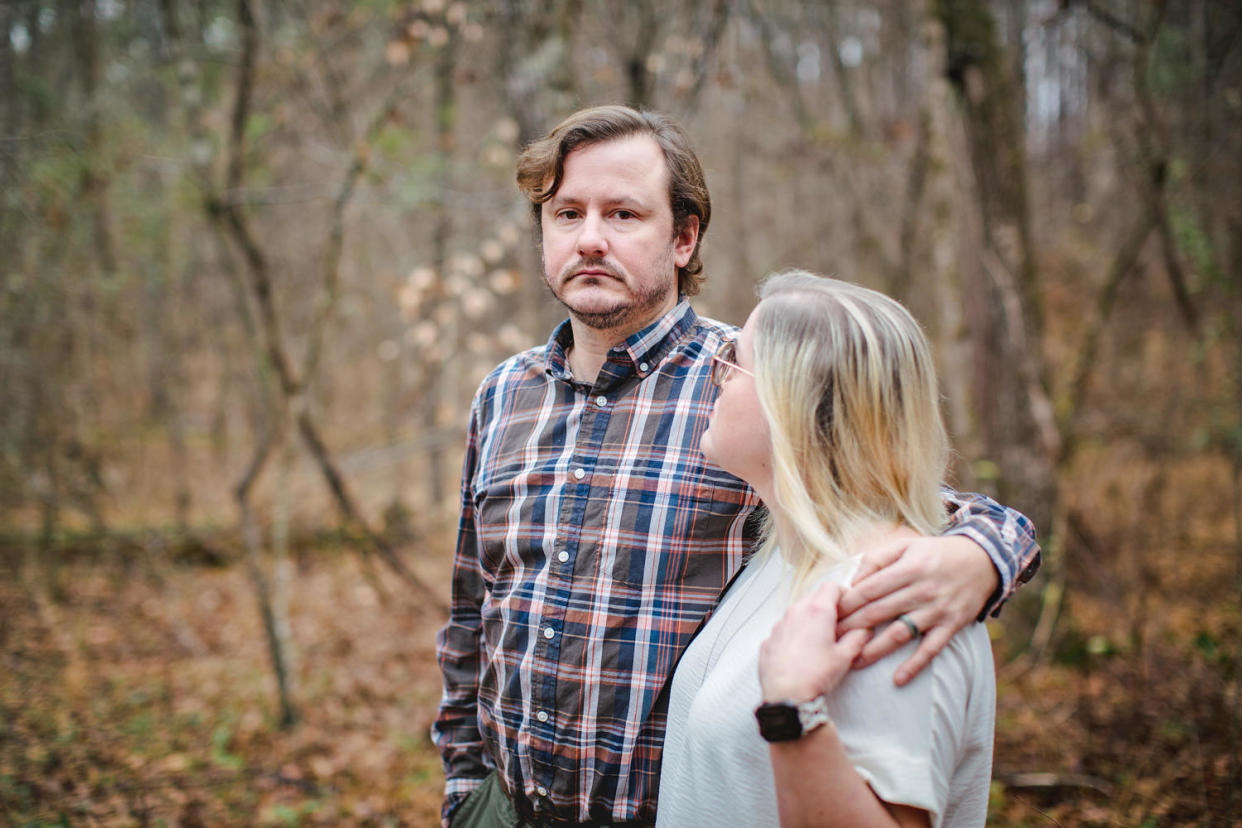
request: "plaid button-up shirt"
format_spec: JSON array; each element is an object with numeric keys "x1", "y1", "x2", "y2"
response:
[{"x1": 433, "y1": 301, "x2": 1039, "y2": 826}]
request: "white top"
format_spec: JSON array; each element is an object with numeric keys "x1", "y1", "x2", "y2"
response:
[{"x1": 656, "y1": 550, "x2": 995, "y2": 828}]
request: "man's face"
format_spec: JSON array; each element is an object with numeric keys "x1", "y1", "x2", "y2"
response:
[{"x1": 541, "y1": 134, "x2": 699, "y2": 336}]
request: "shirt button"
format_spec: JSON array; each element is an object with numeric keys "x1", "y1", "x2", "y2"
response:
[
  {"x1": 537, "y1": 786, "x2": 548, "y2": 797},
  {"x1": 543, "y1": 626, "x2": 555, "y2": 639},
  {"x1": 573, "y1": 468, "x2": 585, "y2": 480},
  {"x1": 595, "y1": 395, "x2": 608, "y2": 407},
  {"x1": 536, "y1": 710, "x2": 549, "y2": 722},
  {"x1": 639, "y1": 362, "x2": 649, "y2": 372},
  {"x1": 557, "y1": 551, "x2": 569, "y2": 562}
]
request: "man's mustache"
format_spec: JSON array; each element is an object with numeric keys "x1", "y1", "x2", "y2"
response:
[{"x1": 557, "y1": 257, "x2": 625, "y2": 282}]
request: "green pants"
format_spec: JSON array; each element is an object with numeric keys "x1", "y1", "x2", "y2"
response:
[
  {"x1": 450, "y1": 771, "x2": 529, "y2": 828},
  {"x1": 450, "y1": 771, "x2": 651, "y2": 828}
]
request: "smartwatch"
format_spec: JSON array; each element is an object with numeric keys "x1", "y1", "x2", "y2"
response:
[{"x1": 754, "y1": 694, "x2": 832, "y2": 742}]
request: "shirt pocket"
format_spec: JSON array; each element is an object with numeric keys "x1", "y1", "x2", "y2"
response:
[{"x1": 600, "y1": 475, "x2": 752, "y2": 590}]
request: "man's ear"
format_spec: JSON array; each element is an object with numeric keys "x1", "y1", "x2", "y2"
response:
[{"x1": 673, "y1": 216, "x2": 700, "y2": 269}]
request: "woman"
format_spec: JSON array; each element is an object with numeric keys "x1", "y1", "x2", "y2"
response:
[{"x1": 656, "y1": 271, "x2": 995, "y2": 827}]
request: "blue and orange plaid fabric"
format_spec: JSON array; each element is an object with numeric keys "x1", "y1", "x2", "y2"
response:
[{"x1": 432, "y1": 301, "x2": 1038, "y2": 826}]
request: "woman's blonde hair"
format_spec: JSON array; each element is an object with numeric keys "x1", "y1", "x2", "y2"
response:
[{"x1": 750, "y1": 270, "x2": 949, "y2": 589}]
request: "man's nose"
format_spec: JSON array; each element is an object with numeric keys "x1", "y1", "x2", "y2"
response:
[{"x1": 576, "y1": 213, "x2": 608, "y2": 258}]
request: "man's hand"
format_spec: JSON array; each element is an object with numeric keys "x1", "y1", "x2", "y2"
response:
[
  {"x1": 759, "y1": 582, "x2": 872, "y2": 702},
  {"x1": 835, "y1": 535, "x2": 998, "y2": 687}
]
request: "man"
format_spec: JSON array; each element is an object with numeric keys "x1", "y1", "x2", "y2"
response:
[{"x1": 433, "y1": 106, "x2": 1039, "y2": 828}]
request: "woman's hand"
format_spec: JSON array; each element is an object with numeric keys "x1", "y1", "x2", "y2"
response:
[
  {"x1": 835, "y1": 535, "x2": 997, "y2": 686},
  {"x1": 758, "y1": 581, "x2": 872, "y2": 702}
]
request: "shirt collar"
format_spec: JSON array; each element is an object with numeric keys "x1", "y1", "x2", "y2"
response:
[{"x1": 544, "y1": 298, "x2": 699, "y2": 387}]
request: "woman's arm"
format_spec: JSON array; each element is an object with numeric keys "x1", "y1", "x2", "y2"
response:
[
  {"x1": 769, "y1": 725, "x2": 929, "y2": 828},
  {"x1": 758, "y1": 580, "x2": 931, "y2": 828}
]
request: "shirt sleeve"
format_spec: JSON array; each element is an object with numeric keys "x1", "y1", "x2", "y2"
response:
[
  {"x1": 940, "y1": 487, "x2": 1041, "y2": 619},
  {"x1": 831, "y1": 626, "x2": 995, "y2": 826},
  {"x1": 431, "y1": 401, "x2": 492, "y2": 827}
]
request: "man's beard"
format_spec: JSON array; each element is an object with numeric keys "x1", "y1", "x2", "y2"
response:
[{"x1": 544, "y1": 251, "x2": 676, "y2": 333}]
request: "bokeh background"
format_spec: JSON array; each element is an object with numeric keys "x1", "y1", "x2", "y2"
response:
[{"x1": 2, "y1": 0, "x2": 1239, "y2": 824}]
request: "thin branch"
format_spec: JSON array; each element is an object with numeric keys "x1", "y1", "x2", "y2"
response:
[
  {"x1": 1129, "y1": 5, "x2": 1198, "y2": 334},
  {"x1": 295, "y1": 409, "x2": 448, "y2": 614},
  {"x1": 995, "y1": 771, "x2": 1114, "y2": 798},
  {"x1": 273, "y1": 0, "x2": 352, "y2": 144},
  {"x1": 1203, "y1": 5, "x2": 1242, "y2": 92},
  {"x1": 679, "y1": 0, "x2": 731, "y2": 117},
  {"x1": 242, "y1": 484, "x2": 298, "y2": 728},
  {"x1": 1156, "y1": 207, "x2": 1200, "y2": 332},
  {"x1": 302, "y1": 81, "x2": 410, "y2": 385},
  {"x1": 234, "y1": 418, "x2": 277, "y2": 504},
  {"x1": 211, "y1": 0, "x2": 299, "y2": 398},
  {"x1": 1076, "y1": 0, "x2": 1144, "y2": 44},
  {"x1": 234, "y1": 409, "x2": 299, "y2": 727},
  {"x1": 980, "y1": 247, "x2": 1061, "y2": 461},
  {"x1": 209, "y1": 0, "x2": 440, "y2": 609},
  {"x1": 1058, "y1": 202, "x2": 1158, "y2": 460},
  {"x1": 745, "y1": 0, "x2": 814, "y2": 136},
  {"x1": 227, "y1": 0, "x2": 258, "y2": 196},
  {"x1": 211, "y1": 199, "x2": 299, "y2": 397},
  {"x1": 627, "y1": 0, "x2": 661, "y2": 108},
  {"x1": 893, "y1": 108, "x2": 932, "y2": 299},
  {"x1": 822, "y1": 1, "x2": 864, "y2": 137}
]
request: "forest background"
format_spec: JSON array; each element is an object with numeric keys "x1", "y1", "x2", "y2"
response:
[{"x1": 2, "y1": 0, "x2": 1240, "y2": 825}]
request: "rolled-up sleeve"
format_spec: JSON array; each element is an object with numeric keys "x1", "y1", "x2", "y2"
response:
[{"x1": 940, "y1": 487, "x2": 1040, "y2": 619}]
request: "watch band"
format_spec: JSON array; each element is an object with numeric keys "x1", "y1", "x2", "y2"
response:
[
  {"x1": 755, "y1": 694, "x2": 832, "y2": 742},
  {"x1": 796, "y1": 694, "x2": 832, "y2": 734}
]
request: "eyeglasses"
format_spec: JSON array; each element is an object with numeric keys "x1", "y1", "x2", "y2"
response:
[{"x1": 711, "y1": 339, "x2": 754, "y2": 387}]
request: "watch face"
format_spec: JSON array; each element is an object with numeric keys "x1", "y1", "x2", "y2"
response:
[{"x1": 755, "y1": 702, "x2": 802, "y2": 742}]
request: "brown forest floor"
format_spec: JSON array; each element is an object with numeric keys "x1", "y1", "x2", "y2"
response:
[{"x1": 1, "y1": 515, "x2": 1238, "y2": 827}]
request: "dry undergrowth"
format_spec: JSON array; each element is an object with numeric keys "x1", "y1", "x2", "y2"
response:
[
  {"x1": 1, "y1": 542, "x2": 449, "y2": 826},
  {"x1": 2, "y1": 476, "x2": 1238, "y2": 828}
]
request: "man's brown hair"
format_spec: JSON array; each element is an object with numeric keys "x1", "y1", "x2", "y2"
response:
[{"x1": 515, "y1": 105, "x2": 711, "y2": 297}]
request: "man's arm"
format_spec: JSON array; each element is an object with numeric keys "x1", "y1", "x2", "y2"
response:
[
  {"x1": 431, "y1": 410, "x2": 491, "y2": 827},
  {"x1": 836, "y1": 488, "x2": 1040, "y2": 685}
]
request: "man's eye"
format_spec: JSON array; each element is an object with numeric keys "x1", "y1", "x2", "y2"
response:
[
  {"x1": 557, "y1": 209, "x2": 580, "y2": 220},
  {"x1": 614, "y1": 210, "x2": 636, "y2": 220}
]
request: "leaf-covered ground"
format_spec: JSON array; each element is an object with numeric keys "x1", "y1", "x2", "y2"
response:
[
  {"x1": 1, "y1": 542, "x2": 447, "y2": 826},
  {"x1": 2, "y1": 512, "x2": 1238, "y2": 826}
]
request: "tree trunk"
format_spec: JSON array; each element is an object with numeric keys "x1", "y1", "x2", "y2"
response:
[
  {"x1": 624, "y1": 0, "x2": 659, "y2": 109},
  {"x1": 425, "y1": 33, "x2": 458, "y2": 512},
  {"x1": 237, "y1": 419, "x2": 298, "y2": 729},
  {"x1": 270, "y1": 403, "x2": 299, "y2": 722},
  {"x1": 935, "y1": 0, "x2": 1061, "y2": 659},
  {"x1": 915, "y1": 13, "x2": 983, "y2": 483},
  {"x1": 73, "y1": 0, "x2": 117, "y2": 277},
  {"x1": 936, "y1": 0, "x2": 1057, "y2": 531},
  {"x1": 1225, "y1": 209, "x2": 1242, "y2": 818}
]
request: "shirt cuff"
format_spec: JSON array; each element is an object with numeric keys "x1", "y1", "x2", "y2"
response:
[{"x1": 943, "y1": 524, "x2": 1026, "y2": 620}]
